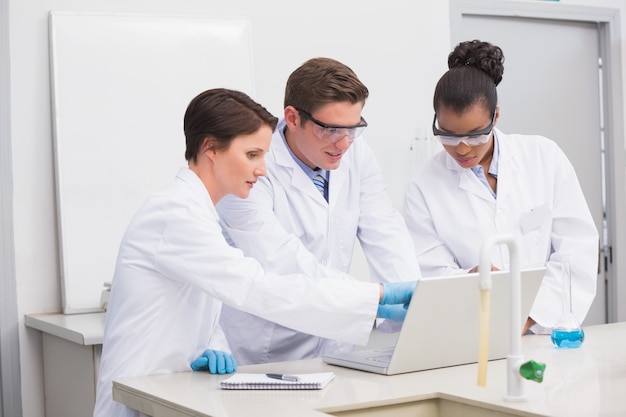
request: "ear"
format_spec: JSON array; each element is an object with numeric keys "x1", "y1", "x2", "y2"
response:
[
  {"x1": 202, "y1": 136, "x2": 218, "y2": 161},
  {"x1": 283, "y1": 106, "x2": 301, "y2": 130},
  {"x1": 493, "y1": 106, "x2": 500, "y2": 126}
]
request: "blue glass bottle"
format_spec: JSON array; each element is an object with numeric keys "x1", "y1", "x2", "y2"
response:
[{"x1": 551, "y1": 261, "x2": 584, "y2": 348}]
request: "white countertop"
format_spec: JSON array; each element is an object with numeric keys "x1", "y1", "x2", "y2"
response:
[
  {"x1": 113, "y1": 321, "x2": 626, "y2": 417},
  {"x1": 25, "y1": 312, "x2": 105, "y2": 345}
]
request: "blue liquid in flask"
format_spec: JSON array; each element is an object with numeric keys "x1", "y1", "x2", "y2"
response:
[
  {"x1": 551, "y1": 260, "x2": 585, "y2": 349},
  {"x1": 551, "y1": 328, "x2": 585, "y2": 348}
]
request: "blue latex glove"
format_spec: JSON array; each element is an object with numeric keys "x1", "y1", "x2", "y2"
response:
[
  {"x1": 377, "y1": 304, "x2": 409, "y2": 322},
  {"x1": 190, "y1": 349, "x2": 237, "y2": 374},
  {"x1": 380, "y1": 281, "x2": 418, "y2": 305}
]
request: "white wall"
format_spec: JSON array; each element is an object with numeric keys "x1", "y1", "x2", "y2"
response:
[{"x1": 5, "y1": 1, "x2": 625, "y2": 417}]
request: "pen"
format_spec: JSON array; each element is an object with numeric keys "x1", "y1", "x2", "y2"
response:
[{"x1": 266, "y1": 373, "x2": 300, "y2": 382}]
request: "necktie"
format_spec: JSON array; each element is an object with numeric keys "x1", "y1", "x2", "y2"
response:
[{"x1": 312, "y1": 171, "x2": 328, "y2": 201}]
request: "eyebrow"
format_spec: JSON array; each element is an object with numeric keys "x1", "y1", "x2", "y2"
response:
[
  {"x1": 442, "y1": 121, "x2": 488, "y2": 134},
  {"x1": 248, "y1": 148, "x2": 266, "y2": 154}
]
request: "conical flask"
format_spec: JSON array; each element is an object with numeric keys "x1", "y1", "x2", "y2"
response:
[{"x1": 551, "y1": 261, "x2": 584, "y2": 348}]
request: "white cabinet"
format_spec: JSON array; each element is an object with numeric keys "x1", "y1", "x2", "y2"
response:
[{"x1": 25, "y1": 313, "x2": 104, "y2": 417}]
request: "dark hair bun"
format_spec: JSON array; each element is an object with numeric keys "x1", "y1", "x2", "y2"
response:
[{"x1": 448, "y1": 40, "x2": 504, "y2": 86}]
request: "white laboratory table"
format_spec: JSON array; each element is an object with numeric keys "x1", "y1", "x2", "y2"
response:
[
  {"x1": 113, "y1": 321, "x2": 626, "y2": 417},
  {"x1": 25, "y1": 312, "x2": 105, "y2": 417}
]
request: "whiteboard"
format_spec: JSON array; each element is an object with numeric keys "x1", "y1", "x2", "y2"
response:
[{"x1": 49, "y1": 12, "x2": 254, "y2": 313}]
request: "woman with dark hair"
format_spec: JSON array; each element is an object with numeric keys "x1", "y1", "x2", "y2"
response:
[
  {"x1": 404, "y1": 40, "x2": 598, "y2": 336},
  {"x1": 94, "y1": 88, "x2": 415, "y2": 417}
]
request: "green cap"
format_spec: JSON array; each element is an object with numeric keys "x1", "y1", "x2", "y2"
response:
[{"x1": 519, "y1": 360, "x2": 546, "y2": 383}]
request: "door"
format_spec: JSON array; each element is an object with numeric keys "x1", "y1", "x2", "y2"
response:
[{"x1": 453, "y1": 13, "x2": 606, "y2": 325}]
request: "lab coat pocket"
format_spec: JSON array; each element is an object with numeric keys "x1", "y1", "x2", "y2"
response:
[
  {"x1": 520, "y1": 203, "x2": 552, "y2": 234},
  {"x1": 519, "y1": 203, "x2": 552, "y2": 265}
]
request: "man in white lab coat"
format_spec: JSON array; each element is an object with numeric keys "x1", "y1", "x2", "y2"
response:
[
  {"x1": 404, "y1": 40, "x2": 598, "y2": 335},
  {"x1": 217, "y1": 58, "x2": 421, "y2": 365}
]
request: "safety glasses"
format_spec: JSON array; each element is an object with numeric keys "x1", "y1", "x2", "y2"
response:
[
  {"x1": 432, "y1": 112, "x2": 495, "y2": 147},
  {"x1": 296, "y1": 108, "x2": 368, "y2": 143}
]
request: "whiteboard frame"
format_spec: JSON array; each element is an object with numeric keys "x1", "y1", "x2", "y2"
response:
[{"x1": 49, "y1": 11, "x2": 254, "y2": 313}]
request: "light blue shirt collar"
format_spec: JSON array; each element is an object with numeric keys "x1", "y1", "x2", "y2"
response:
[{"x1": 470, "y1": 133, "x2": 499, "y2": 198}]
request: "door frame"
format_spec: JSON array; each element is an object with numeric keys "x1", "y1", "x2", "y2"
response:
[
  {"x1": 0, "y1": 0, "x2": 23, "y2": 416},
  {"x1": 450, "y1": 0, "x2": 626, "y2": 323}
]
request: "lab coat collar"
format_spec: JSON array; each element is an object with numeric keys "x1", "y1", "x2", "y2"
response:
[
  {"x1": 176, "y1": 167, "x2": 219, "y2": 220},
  {"x1": 491, "y1": 128, "x2": 517, "y2": 203},
  {"x1": 444, "y1": 153, "x2": 493, "y2": 203},
  {"x1": 443, "y1": 128, "x2": 514, "y2": 203}
]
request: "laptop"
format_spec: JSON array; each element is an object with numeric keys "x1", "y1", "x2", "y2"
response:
[{"x1": 322, "y1": 267, "x2": 545, "y2": 375}]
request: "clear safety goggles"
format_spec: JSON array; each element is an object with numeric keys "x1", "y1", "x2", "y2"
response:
[
  {"x1": 297, "y1": 108, "x2": 368, "y2": 143},
  {"x1": 432, "y1": 112, "x2": 495, "y2": 147}
]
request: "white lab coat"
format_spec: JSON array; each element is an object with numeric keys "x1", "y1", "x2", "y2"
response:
[
  {"x1": 217, "y1": 119, "x2": 421, "y2": 365},
  {"x1": 93, "y1": 168, "x2": 379, "y2": 417},
  {"x1": 404, "y1": 129, "x2": 598, "y2": 328}
]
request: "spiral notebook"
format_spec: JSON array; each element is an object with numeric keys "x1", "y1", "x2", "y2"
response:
[{"x1": 220, "y1": 372, "x2": 335, "y2": 390}]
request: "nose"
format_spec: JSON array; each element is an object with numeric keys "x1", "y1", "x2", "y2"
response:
[
  {"x1": 255, "y1": 160, "x2": 267, "y2": 177},
  {"x1": 333, "y1": 134, "x2": 352, "y2": 150},
  {"x1": 455, "y1": 141, "x2": 472, "y2": 154}
]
